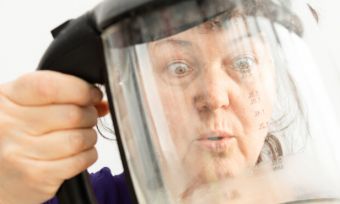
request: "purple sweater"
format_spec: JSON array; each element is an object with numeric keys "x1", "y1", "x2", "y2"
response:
[{"x1": 44, "y1": 168, "x2": 132, "y2": 204}]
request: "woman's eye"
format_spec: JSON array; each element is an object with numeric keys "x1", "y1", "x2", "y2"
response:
[
  {"x1": 167, "y1": 62, "x2": 193, "y2": 77},
  {"x1": 231, "y1": 55, "x2": 257, "y2": 73}
]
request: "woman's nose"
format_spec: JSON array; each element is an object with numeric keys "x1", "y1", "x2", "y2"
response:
[{"x1": 193, "y1": 70, "x2": 230, "y2": 112}]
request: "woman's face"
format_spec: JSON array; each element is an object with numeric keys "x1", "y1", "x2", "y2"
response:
[{"x1": 148, "y1": 18, "x2": 276, "y2": 189}]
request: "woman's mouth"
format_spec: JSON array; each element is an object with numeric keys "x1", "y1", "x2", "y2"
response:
[
  {"x1": 207, "y1": 136, "x2": 225, "y2": 141},
  {"x1": 196, "y1": 131, "x2": 235, "y2": 153}
]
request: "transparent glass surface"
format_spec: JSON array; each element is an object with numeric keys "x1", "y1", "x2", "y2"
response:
[{"x1": 102, "y1": 0, "x2": 340, "y2": 203}]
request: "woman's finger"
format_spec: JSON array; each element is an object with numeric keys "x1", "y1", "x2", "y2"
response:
[
  {"x1": 21, "y1": 128, "x2": 98, "y2": 161},
  {"x1": 0, "y1": 71, "x2": 102, "y2": 106},
  {"x1": 10, "y1": 104, "x2": 99, "y2": 135},
  {"x1": 42, "y1": 148, "x2": 98, "y2": 180},
  {"x1": 13, "y1": 148, "x2": 98, "y2": 195}
]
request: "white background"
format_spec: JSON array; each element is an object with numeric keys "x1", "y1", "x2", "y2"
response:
[{"x1": 0, "y1": 0, "x2": 339, "y2": 174}]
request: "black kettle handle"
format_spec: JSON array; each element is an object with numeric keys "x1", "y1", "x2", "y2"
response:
[
  {"x1": 37, "y1": 12, "x2": 105, "y2": 204},
  {"x1": 57, "y1": 172, "x2": 98, "y2": 204}
]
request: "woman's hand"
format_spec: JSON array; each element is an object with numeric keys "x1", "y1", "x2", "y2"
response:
[{"x1": 0, "y1": 71, "x2": 109, "y2": 204}]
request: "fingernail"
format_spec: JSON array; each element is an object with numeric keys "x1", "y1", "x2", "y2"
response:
[{"x1": 91, "y1": 87, "x2": 103, "y2": 103}]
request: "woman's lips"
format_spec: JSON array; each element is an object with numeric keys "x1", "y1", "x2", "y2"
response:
[{"x1": 196, "y1": 131, "x2": 235, "y2": 152}]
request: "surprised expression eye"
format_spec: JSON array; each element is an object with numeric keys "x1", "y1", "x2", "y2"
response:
[
  {"x1": 167, "y1": 61, "x2": 193, "y2": 78},
  {"x1": 232, "y1": 55, "x2": 257, "y2": 73}
]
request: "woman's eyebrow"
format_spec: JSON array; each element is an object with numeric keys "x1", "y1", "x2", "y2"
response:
[
  {"x1": 231, "y1": 32, "x2": 264, "y2": 44},
  {"x1": 231, "y1": 32, "x2": 256, "y2": 44},
  {"x1": 153, "y1": 38, "x2": 193, "y2": 48}
]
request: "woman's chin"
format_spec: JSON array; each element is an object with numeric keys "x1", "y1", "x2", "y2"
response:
[
  {"x1": 179, "y1": 157, "x2": 248, "y2": 200},
  {"x1": 179, "y1": 170, "x2": 241, "y2": 204},
  {"x1": 203, "y1": 159, "x2": 247, "y2": 182},
  {"x1": 186, "y1": 147, "x2": 248, "y2": 180}
]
